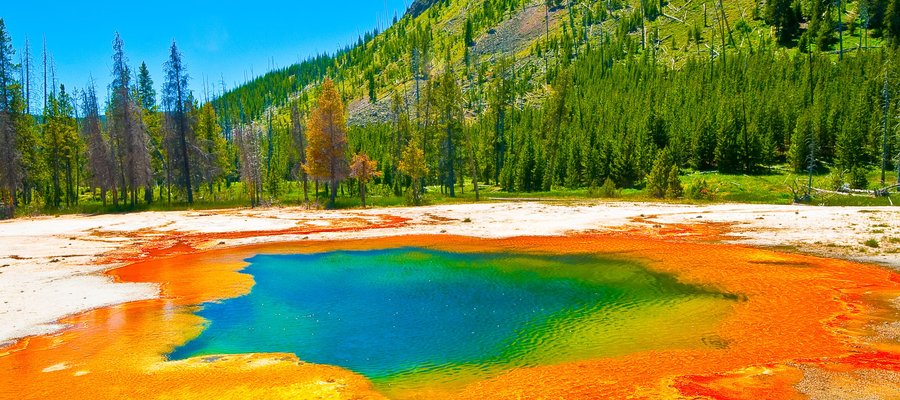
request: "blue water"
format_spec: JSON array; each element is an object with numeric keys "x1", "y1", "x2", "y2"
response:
[{"x1": 169, "y1": 248, "x2": 734, "y2": 392}]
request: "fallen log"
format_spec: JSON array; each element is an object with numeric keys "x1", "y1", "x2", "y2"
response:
[
  {"x1": 811, "y1": 187, "x2": 852, "y2": 196},
  {"x1": 814, "y1": 184, "x2": 899, "y2": 197},
  {"x1": 662, "y1": 13, "x2": 685, "y2": 23},
  {"x1": 874, "y1": 184, "x2": 900, "y2": 197}
]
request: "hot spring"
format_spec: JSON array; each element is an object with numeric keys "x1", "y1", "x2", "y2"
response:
[{"x1": 169, "y1": 248, "x2": 738, "y2": 395}]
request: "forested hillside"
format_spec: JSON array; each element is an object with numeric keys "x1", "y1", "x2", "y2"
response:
[
  {"x1": 207, "y1": 0, "x2": 900, "y2": 203},
  {"x1": 1, "y1": 0, "x2": 900, "y2": 216}
]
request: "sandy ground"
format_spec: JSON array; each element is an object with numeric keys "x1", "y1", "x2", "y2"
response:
[{"x1": 0, "y1": 201, "x2": 898, "y2": 345}]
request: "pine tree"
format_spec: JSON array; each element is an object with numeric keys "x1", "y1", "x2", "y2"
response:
[
  {"x1": 692, "y1": 119, "x2": 717, "y2": 170},
  {"x1": 44, "y1": 90, "x2": 63, "y2": 207},
  {"x1": 367, "y1": 70, "x2": 377, "y2": 104},
  {"x1": 835, "y1": 91, "x2": 870, "y2": 171},
  {"x1": 236, "y1": 122, "x2": 263, "y2": 207},
  {"x1": 646, "y1": 147, "x2": 675, "y2": 198},
  {"x1": 489, "y1": 58, "x2": 513, "y2": 184},
  {"x1": 541, "y1": 72, "x2": 570, "y2": 191},
  {"x1": 261, "y1": 109, "x2": 290, "y2": 198},
  {"x1": 137, "y1": 62, "x2": 156, "y2": 111},
  {"x1": 15, "y1": 111, "x2": 39, "y2": 207},
  {"x1": 15, "y1": 35, "x2": 39, "y2": 206},
  {"x1": 43, "y1": 85, "x2": 80, "y2": 208},
  {"x1": 22, "y1": 37, "x2": 32, "y2": 116},
  {"x1": 133, "y1": 63, "x2": 159, "y2": 204},
  {"x1": 887, "y1": 0, "x2": 900, "y2": 45},
  {"x1": 196, "y1": 102, "x2": 227, "y2": 196},
  {"x1": 304, "y1": 78, "x2": 349, "y2": 208},
  {"x1": 515, "y1": 133, "x2": 537, "y2": 192},
  {"x1": 789, "y1": 112, "x2": 816, "y2": 172},
  {"x1": 59, "y1": 85, "x2": 80, "y2": 207},
  {"x1": 162, "y1": 41, "x2": 194, "y2": 204},
  {"x1": 350, "y1": 152, "x2": 382, "y2": 207},
  {"x1": 0, "y1": 19, "x2": 19, "y2": 213},
  {"x1": 434, "y1": 69, "x2": 463, "y2": 196},
  {"x1": 290, "y1": 102, "x2": 309, "y2": 203},
  {"x1": 80, "y1": 82, "x2": 115, "y2": 205},
  {"x1": 108, "y1": 33, "x2": 151, "y2": 207},
  {"x1": 143, "y1": 99, "x2": 164, "y2": 204},
  {"x1": 715, "y1": 102, "x2": 743, "y2": 173},
  {"x1": 665, "y1": 165, "x2": 683, "y2": 199},
  {"x1": 399, "y1": 142, "x2": 428, "y2": 205},
  {"x1": 389, "y1": 91, "x2": 410, "y2": 196}
]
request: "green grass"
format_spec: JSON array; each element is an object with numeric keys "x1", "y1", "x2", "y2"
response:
[
  {"x1": 10, "y1": 165, "x2": 900, "y2": 218},
  {"x1": 863, "y1": 239, "x2": 881, "y2": 248},
  {"x1": 680, "y1": 167, "x2": 900, "y2": 207},
  {"x1": 345, "y1": 165, "x2": 900, "y2": 208}
]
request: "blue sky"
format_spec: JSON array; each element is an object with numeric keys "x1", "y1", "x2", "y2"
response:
[{"x1": 2, "y1": 0, "x2": 410, "y2": 106}]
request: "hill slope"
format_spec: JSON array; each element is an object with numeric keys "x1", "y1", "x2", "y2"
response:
[
  {"x1": 210, "y1": 0, "x2": 898, "y2": 203},
  {"x1": 215, "y1": 0, "x2": 889, "y2": 127},
  {"x1": 216, "y1": 0, "x2": 769, "y2": 123}
]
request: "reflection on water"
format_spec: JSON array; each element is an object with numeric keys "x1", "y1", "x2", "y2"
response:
[{"x1": 169, "y1": 248, "x2": 737, "y2": 395}]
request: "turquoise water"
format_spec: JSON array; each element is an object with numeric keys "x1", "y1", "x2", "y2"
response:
[{"x1": 170, "y1": 248, "x2": 736, "y2": 393}]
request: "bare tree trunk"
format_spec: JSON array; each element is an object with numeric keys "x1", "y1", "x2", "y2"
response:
[
  {"x1": 178, "y1": 111, "x2": 193, "y2": 204},
  {"x1": 303, "y1": 176, "x2": 308, "y2": 205},
  {"x1": 470, "y1": 142, "x2": 479, "y2": 201},
  {"x1": 360, "y1": 181, "x2": 367, "y2": 208},
  {"x1": 166, "y1": 161, "x2": 172, "y2": 205},
  {"x1": 330, "y1": 177, "x2": 338, "y2": 207},
  {"x1": 883, "y1": 70, "x2": 890, "y2": 185},
  {"x1": 64, "y1": 163, "x2": 72, "y2": 207},
  {"x1": 24, "y1": 38, "x2": 31, "y2": 115},
  {"x1": 838, "y1": 0, "x2": 843, "y2": 60},
  {"x1": 42, "y1": 38, "x2": 47, "y2": 112},
  {"x1": 639, "y1": 0, "x2": 646, "y2": 50}
]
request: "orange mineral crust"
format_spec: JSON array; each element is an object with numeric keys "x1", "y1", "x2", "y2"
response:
[{"x1": 1, "y1": 234, "x2": 899, "y2": 400}]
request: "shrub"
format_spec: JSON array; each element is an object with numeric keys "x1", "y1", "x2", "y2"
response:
[
  {"x1": 850, "y1": 167, "x2": 869, "y2": 190},
  {"x1": 665, "y1": 166, "x2": 683, "y2": 199},
  {"x1": 647, "y1": 148, "x2": 675, "y2": 198},
  {"x1": 863, "y1": 239, "x2": 880, "y2": 248},
  {"x1": 829, "y1": 170, "x2": 846, "y2": 191},
  {"x1": 686, "y1": 178, "x2": 713, "y2": 200},
  {"x1": 589, "y1": 177, "x2": 619, "y2": 198}
]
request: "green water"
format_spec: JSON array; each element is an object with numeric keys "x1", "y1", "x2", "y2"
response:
[{"x1": 170, "y1": 248, "x2": 736, "y2": 394}]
